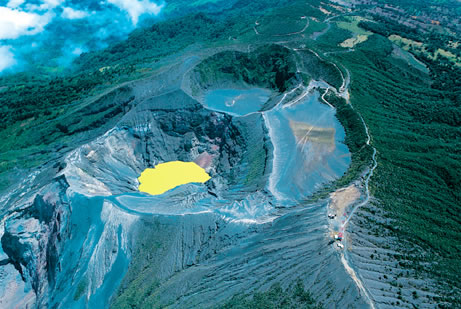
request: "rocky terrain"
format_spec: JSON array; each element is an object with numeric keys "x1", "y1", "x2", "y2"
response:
[{"x1": 0, "y1": 42, "x2": 370, "y2": 308}]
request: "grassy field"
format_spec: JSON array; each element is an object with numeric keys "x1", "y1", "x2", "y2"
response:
[
  {"x1": 389, "y1": 34, "x2": 461, "y2": 67},
  {"x1": 390, "y1": 46, "x2": 429, "y2": 73},
  {"x1": 253, "y1": 2, "x2": 328, "y2": 37},
  {"x1": 339, "y1": 34, "x2": 368, "y2": 48},
  {"x1": 388, "y1": 34, "x2": 423, "y2": 48},
  {"x1": 335, "y1": 16, "x2": 372, "y2": 48},
  {"x1": 336, "y1": 16, "x2": 372, "y2": 36}
]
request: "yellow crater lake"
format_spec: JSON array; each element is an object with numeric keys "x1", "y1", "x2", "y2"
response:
[{"x1": 138, "y1": 161, "x2": 211, "y2": 195}]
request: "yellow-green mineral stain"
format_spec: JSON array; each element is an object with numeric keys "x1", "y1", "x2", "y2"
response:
[{"x1": 138, "y1": 161, "x2": 211, "y2": 195}]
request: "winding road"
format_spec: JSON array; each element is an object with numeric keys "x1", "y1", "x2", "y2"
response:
[
  {"x1": 296, "y1": 16, "x2": 379, "y2": 308},
  {"x1": 321, "y1": 68, "x2": 378, "y2": 309},
  {"x1": 254, "y1": 16, "x2": 310, "y2": 37}
]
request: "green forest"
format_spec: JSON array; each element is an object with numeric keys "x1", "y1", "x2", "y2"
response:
[{"x1": 336, "y1": 32, "x2": 461, "y2": 305}]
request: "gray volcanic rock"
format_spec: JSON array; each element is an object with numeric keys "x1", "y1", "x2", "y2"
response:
[
  {"x1": 0, "y1": 44, "x2": 361, "y2": 309},
  {"x1": 111, "y1": 201, "x2": 370, "y2": 309},
  {"x1": 0, "y1": 81, "x2": 274, "y2": 308},
  {"x1": 1, "y1": 176, "x2": 70, "y2": 308}
]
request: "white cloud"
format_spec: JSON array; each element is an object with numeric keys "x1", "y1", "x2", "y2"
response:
[
  {"x1": 24, "y1": 0, "x2": 64, "y2": 11},
  {"x1": 42, "y1": 0, "x2": 63, "y2": 8},
  {"x1": 0, "y1": 46, "x2": 16, "y2": 72},
  {"x1": 71, "y1": 46, "x2": 85, "y2": 56},
  {"x1": 39, "y1": 0, "x2": 63, "y2": 10},
  {"x1": 0, "y1": 0, "x2": 165, "y2": 72},
  {"x1": 61, "y1": 7, "x2": 89, "y2": 19},
  {"x1": 0, "y1": 7, "x2": 52, "y2": 39},
  {"x1": 107, "y1": 0, "x2": 163, "y2": 25},
  {"x1": 7, "y1": 0, "x2": 25, "y2": 8}
]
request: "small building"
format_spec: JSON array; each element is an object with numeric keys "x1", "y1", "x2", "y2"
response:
[{"x1": 334, "y1": 232, "x2": 344, "y2": 241}]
